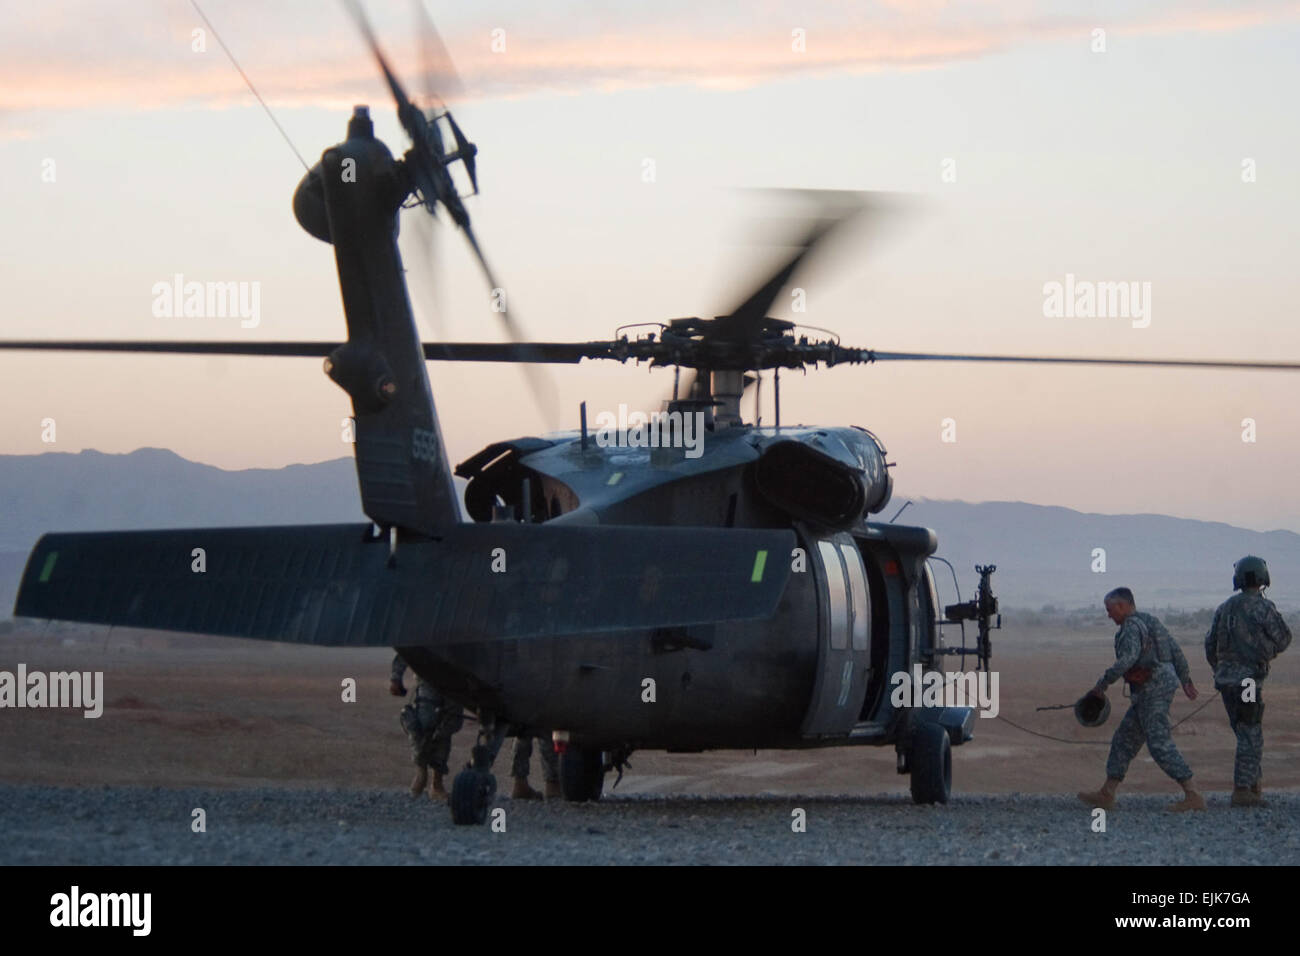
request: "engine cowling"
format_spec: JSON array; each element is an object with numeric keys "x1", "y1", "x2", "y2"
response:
[{"x1": 754, "y1": 428, "x2": 892, "y2": 528}]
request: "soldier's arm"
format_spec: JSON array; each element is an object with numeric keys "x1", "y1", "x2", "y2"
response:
[
  {"x1": 1265, "y1": 605, "x2": 1293, "y2": 657},
  {"x1": 390, "y1": 653, "x2": 408, "y2": 695},
  {"x1": 1168, "y1": 636, "x2": 1192, "y2": 685},
  {"x1": 1204, "y1": 608, "x2": 1221, "y2": 668},
  {"x1": 1098, "y1": 620, "x2": 1142, "y2": 690}
]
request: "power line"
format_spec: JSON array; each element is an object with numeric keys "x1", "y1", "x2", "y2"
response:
[{"x1": 189, "y1": 0, "x2": 310, "y2": 171}]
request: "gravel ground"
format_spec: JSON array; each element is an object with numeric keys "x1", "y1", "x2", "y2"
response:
[{"x1": 3, "y1": 785, "x2": 1297, "y2": 865}]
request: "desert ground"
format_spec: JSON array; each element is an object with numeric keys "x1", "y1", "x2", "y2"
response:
[{"x1": 2, "y1": 618, "x2": 1297, "y2": 864}]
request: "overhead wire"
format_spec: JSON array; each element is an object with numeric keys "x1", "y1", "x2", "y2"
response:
[{"x1": 189, "y1": 0, "x2": 310, "y2": 171}]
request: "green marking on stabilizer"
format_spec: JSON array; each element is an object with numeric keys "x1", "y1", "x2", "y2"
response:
[
  {"x1": 606, "y1": 472, "x2": 624, "y2": 486},
  {"x1": 38, "y1": 552, "x2": 59, "y2": 583},
  {"x1": 751, "y1": 550, "x2": 768, "y2": 583}
]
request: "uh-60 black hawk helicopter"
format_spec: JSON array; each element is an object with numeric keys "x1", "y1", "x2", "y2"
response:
[{"x1": 8, "y1": 4, "x2": 1300, "y2": 825}]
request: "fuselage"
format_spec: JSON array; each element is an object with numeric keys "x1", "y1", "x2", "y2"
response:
[{"x1": 400, "y1": 423, "x2": 942, "y2": 751}]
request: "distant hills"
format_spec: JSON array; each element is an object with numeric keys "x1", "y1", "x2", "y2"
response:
[
  {"x1": 904, "y1": 499, "x2": 1300, "y2": 611},
  {"x1": 0, "y1": 449, "x2": 361, "y2": 614},
  {"x1": 0, "y1": 448, "x2": 361, "y2": 550},
  {"x1": 2, "y1": 448, "x2": 1297, "y2": 615}
]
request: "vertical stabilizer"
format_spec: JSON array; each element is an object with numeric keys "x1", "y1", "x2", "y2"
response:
[{"x1": 295, "y1": 107, "x2": 460, "y2": 535}]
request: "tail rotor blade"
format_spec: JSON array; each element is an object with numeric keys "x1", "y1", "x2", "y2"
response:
[
  {"x1": 445, "y1": 111, "x2": 479, "y2": 193},
  {"x1": 345, "y1": 0, "x2": 416, "y2": 121},
  {"x1": 402, "y1": 208, "x2": 447, "y2": 340},
  {"x1": 412, "y1": 0, "x2": 464, "y2": 108},
  {"x1": 459, "y1": 226, "x2": 560, "y2": 426}
]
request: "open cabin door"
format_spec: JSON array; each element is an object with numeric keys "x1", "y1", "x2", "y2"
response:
[{"x1": 801, "y1": 531, "x2": 872, "y2": 737}]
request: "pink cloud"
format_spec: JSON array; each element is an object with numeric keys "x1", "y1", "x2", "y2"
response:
[{"x1": 0, "y1": 0, "x2": 1296, "y2": 114}]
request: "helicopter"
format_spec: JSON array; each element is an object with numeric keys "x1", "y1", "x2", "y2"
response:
[{"x1": 7, "y1": 4, "x2": 1300, "y2": 826}]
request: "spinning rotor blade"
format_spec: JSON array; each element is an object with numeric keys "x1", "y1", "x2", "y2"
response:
[
  {"x1": 711, "y1": 190, "x2": 874, "y2": 346},
  {"x1": 403, "y1": 208, "x2": 446, "y2": 339},
  {"x1": 345, "y1": 0, "x2": 422, "y2": 142},
  {"x1": 411, "y1": 2, "x2": 477, "y2": 192},
  {"x1": 346, "y1": 0, "x2": 557, "y2": 425},
  {"x1": 456, "y1": 224, "x2": 561, "y2": 424},
  {"x1": 445, "y1": 111, "x2": 479, "y2": 194},
  {"x1": 413, "y1": 0, "x2": 464, "y2": 108}
]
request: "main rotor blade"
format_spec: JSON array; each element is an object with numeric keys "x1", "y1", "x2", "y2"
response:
[
  {"x1": 712, "y1": 191, "x2": 871, "y2": 345},
  {"x1": 13, "y1": 341, "x2": 1297, "y2": 371},
  {"x1": 0, "y1": 340, "x2": 336, "y2": 357},
  {"x1": 423, "y1": 342, "x2": 598, "y2": 364},
  {"x1": 0, "y1": 340, "x2": 608, "y2": 364},
  {"x1": 867, "y1": 351, "x2": 1300, "y2": 371}
]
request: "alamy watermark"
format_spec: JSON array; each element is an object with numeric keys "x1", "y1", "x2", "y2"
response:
[
  {"x1": 890, "y1": 664, "x2": 1000, "y2": 718},
  {"x1": 1042, "y1": 273, "x2": 1151, "y2": 328},
  {"x1": 593, "y1": 404, "x2": 706, "y2": 459},
  {"x1": 151, "y1": 272, "x2": 260, "y2": 328},
  {"x1": 0, "y1": 664, "x2": 103, "y2": 718},
  {"x1": 50, "y1": 886, "x2": 150, "y2": 936}
]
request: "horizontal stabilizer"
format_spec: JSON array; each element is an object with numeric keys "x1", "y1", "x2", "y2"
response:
[{"x1": 14, "y1": 524, "x2": 794, "y2": 646}]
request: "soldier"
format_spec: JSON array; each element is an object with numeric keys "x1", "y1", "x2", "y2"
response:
[
  {"x1": 1078, "y1": 587, "x2": 1205, "y2": 812},
  {"x1": 509, "y1": 733, "x2": 561, "y2": 800},
  {"x1": 1205, "y1": 556, "x2": 1292, "y2": 807},
  {"x1": 390, "y1": 654, "x2": 464, "y2": 800}
]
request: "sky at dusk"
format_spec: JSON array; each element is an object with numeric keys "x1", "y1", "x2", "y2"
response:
[{"x1": 2, "y1": 0, "x2": 1299, "y2": 530}]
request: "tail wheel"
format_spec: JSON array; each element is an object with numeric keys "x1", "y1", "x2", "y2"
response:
[
  {"x1": 450, "y1": 768, "x2": 496, "y2": 825},
  {"x1": 559, "y1": 747, "x2": 605, "y2": 802},
  {"x1": 909, "y1": 723, "x2": 952, "y2": 805}
]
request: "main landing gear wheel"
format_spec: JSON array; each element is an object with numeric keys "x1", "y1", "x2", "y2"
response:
[
  {"x1": 559, "y1": 747, "x2": 605, "y2": 802},
  {"x1": 909, "y1": 723, "x2": 952, "y2": 805},
  {"x1": 450, "y1": 768, "x2": 497, "y2": 825}
]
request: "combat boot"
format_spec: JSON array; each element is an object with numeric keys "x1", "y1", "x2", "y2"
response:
[
  {"x1": 1077, "y1": 777, "x2": 1120, "y2": 810},
  {"x1": 430, "y1": 771, "x2": 448, "y2": 801},
  {"x1": 511, "y1": 776, "x2": 542, "y2": 800},
  {"x1": 409, "y1": 766, "x2": 429, "y2": 798},
  {"x1": 1231, "y1": 787, "x2": 1262, "y2": 808},
  {"x1": 544, "y1": 779, "x2": 562, "y2": 800},
  {"x1": 1167, "y1": 788, "x2": 1206, "y2": 812}
]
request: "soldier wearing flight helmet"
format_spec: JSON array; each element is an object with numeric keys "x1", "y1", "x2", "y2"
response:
[{"x1": 1206, "y1": 556, "x2": 1292, "y2": 807}]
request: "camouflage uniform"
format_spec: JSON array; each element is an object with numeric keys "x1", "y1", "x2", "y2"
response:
[
  {"x1": 391, "y1": 654, "x2": 463, "y2": 776},
  {"x1": 1098, "y1": 612, "x2": 1194, "y2": 783},
  {"x1": 1205, "y1": 590, "x2": 1292, "y2": 789},
  {"x1": 511, "y1": 734, "x2": 559, "y2": 784}
]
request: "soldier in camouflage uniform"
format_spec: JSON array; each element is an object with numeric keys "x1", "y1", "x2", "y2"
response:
[
  {"x1": 510, "y1": 733, "x2": 561, "y2": 800},
  {"x1": 390, "y1": 654, "x2": 464, "y2": 800},
  {"x1": 1078, "y1": 587, "x2": 1205, "y2": 812},
  {"x1": 1205, "y1": 556, "x2": 1292, "y2": 808}
]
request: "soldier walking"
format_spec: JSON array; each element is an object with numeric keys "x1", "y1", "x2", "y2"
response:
[
  {"x1": 1078, "y1": 587, "x2": 1205, "y2": 812},
  {"x1": 390, "y1": 654, "x2": 464, "y2": 800},
  {"x1": 1206, "y1": 556, "x2": 1292, "y2": 807}
]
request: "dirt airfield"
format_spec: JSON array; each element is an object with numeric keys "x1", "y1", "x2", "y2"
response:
[{"x1": 2, "y1": 618, "x2": 1297, "y2": 864}]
